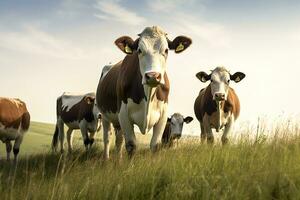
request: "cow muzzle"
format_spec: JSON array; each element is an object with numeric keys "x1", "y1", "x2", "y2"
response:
[
  {"x1": 214, "y1": 93, "x2": 226, "y2": 101},
  {"x1": 145, "y1": 72, "x2": 162, "y2": 87},
  {"x1": 171, "y1": 133, "x2": 182, "y2": 139}
]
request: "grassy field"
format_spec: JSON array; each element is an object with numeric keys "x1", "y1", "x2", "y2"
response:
[{"x1": 1, "y1": 121, "x2": 300, "y2": 200}]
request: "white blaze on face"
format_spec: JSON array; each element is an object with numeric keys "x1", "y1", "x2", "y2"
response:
[
  {"x1": 137, "y1": 26, "x2": 169, "y2": 85},
  {"x1": 210, "y1": 67, "x2": 231, "y2": 100}
]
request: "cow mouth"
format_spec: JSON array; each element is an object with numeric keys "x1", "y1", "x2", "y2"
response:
[
  {"x1": 145, "y1": 80, "x2": 160, "y2": 87},
  {"x1": 144, "y1": 72, "x2": 162, "y2": 87},
  {"x1": 171, "y1": 133, "x2": 182, "y2": 139}
]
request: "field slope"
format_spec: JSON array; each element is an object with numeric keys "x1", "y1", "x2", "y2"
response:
[{"x1": 0, "y1": 121, "x2": 300, "y2": 200}]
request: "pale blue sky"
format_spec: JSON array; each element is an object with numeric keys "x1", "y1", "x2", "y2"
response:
[{"x1": 1, "y1": 0, "x2": 300, "y2": 133}]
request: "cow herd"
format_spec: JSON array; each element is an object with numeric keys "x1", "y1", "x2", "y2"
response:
[{"x1": 0, "y1": 26, "x2": 245, "y2": 162}]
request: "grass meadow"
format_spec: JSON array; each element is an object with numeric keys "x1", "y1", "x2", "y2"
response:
[{"x1": 1, "y1": 120, "x2": 300, "y2": 200}]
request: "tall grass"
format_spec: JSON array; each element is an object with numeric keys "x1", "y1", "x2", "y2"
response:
[{"x1": 1, "y1": 120, "x2": 300, "y2": 200}]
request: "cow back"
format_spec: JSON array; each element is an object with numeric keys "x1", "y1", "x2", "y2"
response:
[
  {"x1": 97, "y1": 61, "x2": 122, "y2": 113},
  {"x1": 58, "y1": 94, "x2": 96, "y2": 123},
  {"x1": 0, "y1": 98, "x2": 30, "y2": 130}
]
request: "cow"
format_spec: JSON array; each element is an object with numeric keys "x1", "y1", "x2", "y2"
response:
[
  {"x1": 0, "y1": 97, "x2": 30, "y2": 162},
  {"x1": 96, "y1": 26, "x2": 192, "y2": 159},
  {"x1": 161, "y1": 113, "x2": 193, "y2": 147},
  {"x1": 52, "y1": 92, "x2": 101, "y2": 153},
  {"x1": 194, "y1": 67, "x2": 245, "y2": 144}
]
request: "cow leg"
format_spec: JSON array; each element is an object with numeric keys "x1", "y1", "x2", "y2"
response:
[
  {"x1": 102, "y1": 118, "x2": 111, "y2": 159},
  {"x1": 222, "y1": 116, "x2": 234, "y2": 145},
  {"x1": 89, "y1": 131, "x2": 96, "y2": 148},
  {"x1": 66, "y1": 128, "x2": 73, "y2": 153},
  {"x1": 57, "y1": 119, "x2": 65, "y2": 153},
  {"x1": 13, "y1": 135, "x2": 23, "y2": 163},
  {"x1": 151, "y1": 113, "x2": 168, "y2": 153},
  {"x1": 119, "y1": 111, "x2": 136, "y2": 158},
  {"x1": 114, "y1": 128, "x2": 124, "y2": 159},
  {"x1": 79, "y1": 126, "x2": 89, "y2": 151},
  {"x1": 203, "y1": 116, "x2": 214, "y2": 144},
  {"x1": 6, "y1": 141, "x2": 12, "y2": 161},
  {"x1": 200, "y1": 121, "x2": 206, "y2": 143}
]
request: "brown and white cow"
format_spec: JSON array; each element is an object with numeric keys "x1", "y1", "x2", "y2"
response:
[
  {"x1": 194, "y1": 67, "x2": 245, "y2": 144},
  {"x1": 52, "y1": 92, "x2": 101, "y2": 153},
  {"x1": 161, "y1": 113, "x2": 193, "y2": 147},
  {"x1": 0, "y1": 97, "x2": 30, "y2": 162},
  {"x1": 96, "y1": 26, "x2": 192, "y2": 158}
]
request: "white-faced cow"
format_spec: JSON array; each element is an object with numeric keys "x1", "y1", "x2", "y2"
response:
[
  {"x1": 96, "y1": 26, "x2": 192, "y2": 158},
  {"x1": 52, "y1": 92, "x2": 101, "y2": 153},
  {"x1": 0, "y1": 97, "x2": 30, "y2": 162},
  {"x1": 161, "y1": 113, "x2": 193, "y2": 147},
  {"x1": 194, "y1": 67, "x2": 245, "y2": 144}
]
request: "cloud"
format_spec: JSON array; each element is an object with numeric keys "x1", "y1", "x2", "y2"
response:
[
  {"x1": 94, "y1": 0, "x2": 146, "y2": 26},
  {"x1": 148, "y1": 0, "x2": 196, "y2": 12},
  {"x1": 0, "y1": 26, "x2": 89, "y2": 59},
  {"x1": 176, "y1": 16, "x2": 231, "y2": 48},
  {"x1": 145, "y1": 0, "x2": 230, "y2": 48}
]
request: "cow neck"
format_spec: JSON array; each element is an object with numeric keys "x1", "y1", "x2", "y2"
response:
[
  {"x1": 143, "y1": 85, "x2": 156, "y2": 133},
  {"x1": 142, "y1": 80, "x2": 168, "y2": 133},
  {"x1": 216, "y1": 101, "x2": 223, "y2": 132},
  {"x1": 207, "y1": 84, "x2": 224, "y2": 131}
]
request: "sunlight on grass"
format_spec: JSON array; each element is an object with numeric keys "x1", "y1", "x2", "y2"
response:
[{"x1": 0, "y1": 120, "x2": 300, "y2": 200}]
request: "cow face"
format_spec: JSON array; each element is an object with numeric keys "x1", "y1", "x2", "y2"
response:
[
  {"x1": 196, "y1": 67, "x2": 245, "y2": 101},
  {"x1": 85, "y1": 95, "x2": 102, "y2": 130},
  {"x1": 168, "y1": 113, "x2": 193, "y2": 138},
  {"x1": 115, "y1": 26, "x2": 192, "y2": 87}
]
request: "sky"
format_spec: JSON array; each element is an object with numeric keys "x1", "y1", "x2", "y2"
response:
[{"x1": 1, "y1": 0, "x2": 300, "y2": 134}]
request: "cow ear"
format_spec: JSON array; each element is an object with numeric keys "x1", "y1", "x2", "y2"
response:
[
  {"x1": 115, "y1": 36, "x2": 138, "y2": 54},
  {"x1": 84, "y1": 96, "x2": 95, "y2": 105},
  {"x1": 196, "y1": 72, "x2": 211, "y2": 83},
  {"x1": 230, "y1": 72, "x2": 246, "y2": 83},
  {"x1": 184, "y1": 116, "x2": 193, "y2": 124},
  {"x1": 168, "y1": 36, "x2": 192, "y2": 53}
]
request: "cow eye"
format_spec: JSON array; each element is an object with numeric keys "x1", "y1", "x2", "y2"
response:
[
  {"x1": 227, "y1": 80, "x2": 230, "y2": 84},
  {"x1": 164, "y1": 49, "x2": 168, "y2": 55}
]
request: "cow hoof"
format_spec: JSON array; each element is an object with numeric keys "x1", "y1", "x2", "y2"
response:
[
  {"x1": 84, "y1": 138, "x2": 90, "y2": 146},
  {"x1": 222, "y1": 138, "x2": 229, "y2": 145},
  {"x1": 207, "y1": 137, "x2": 214, "y2": 145},
  {"x1": 89, "y1": 138, "x2": 95, "y2": 147},
  {"x1": 126, "y1": 141, "x2": 136, "y2": 159}
]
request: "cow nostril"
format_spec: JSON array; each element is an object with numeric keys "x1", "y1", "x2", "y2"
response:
[
  {"x1": 145, "y1": 72, "x2": 161, "y2": 81},
  {"x1": 215, "y1": 93, "x2": 225, "y2": 100}
]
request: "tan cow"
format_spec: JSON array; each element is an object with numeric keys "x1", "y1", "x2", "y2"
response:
[
  {"x1": 194, "y1": 67, "x2": 245, "y2": 144},
  {"x1": 0, "y1": 97, "x2": 30, "y2": 161},
  {"x1": 97, "y1": 26, "x2": 192, "y2": 159}
]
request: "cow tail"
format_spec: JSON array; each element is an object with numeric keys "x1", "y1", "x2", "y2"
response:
[
  {"x1": 21, "y1": 112, "x2": 31, "y2": 131},
  {"x1": 52, "y1": 125, "x2": 59, "y2": 151}
]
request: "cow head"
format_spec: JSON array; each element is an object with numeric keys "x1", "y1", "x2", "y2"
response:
[
  {"x1": 196, "y1": 67, "x2": 245, "y2": 101},
  {"x1": 115, "y1": 26, "x2": 192, "y2": 87},
  {"x1": 84, "y1": 95, "x2": 102, "y2": 130},
  {"x1": 167, "y1": 113, "x2": 193, "y2": 139}
]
